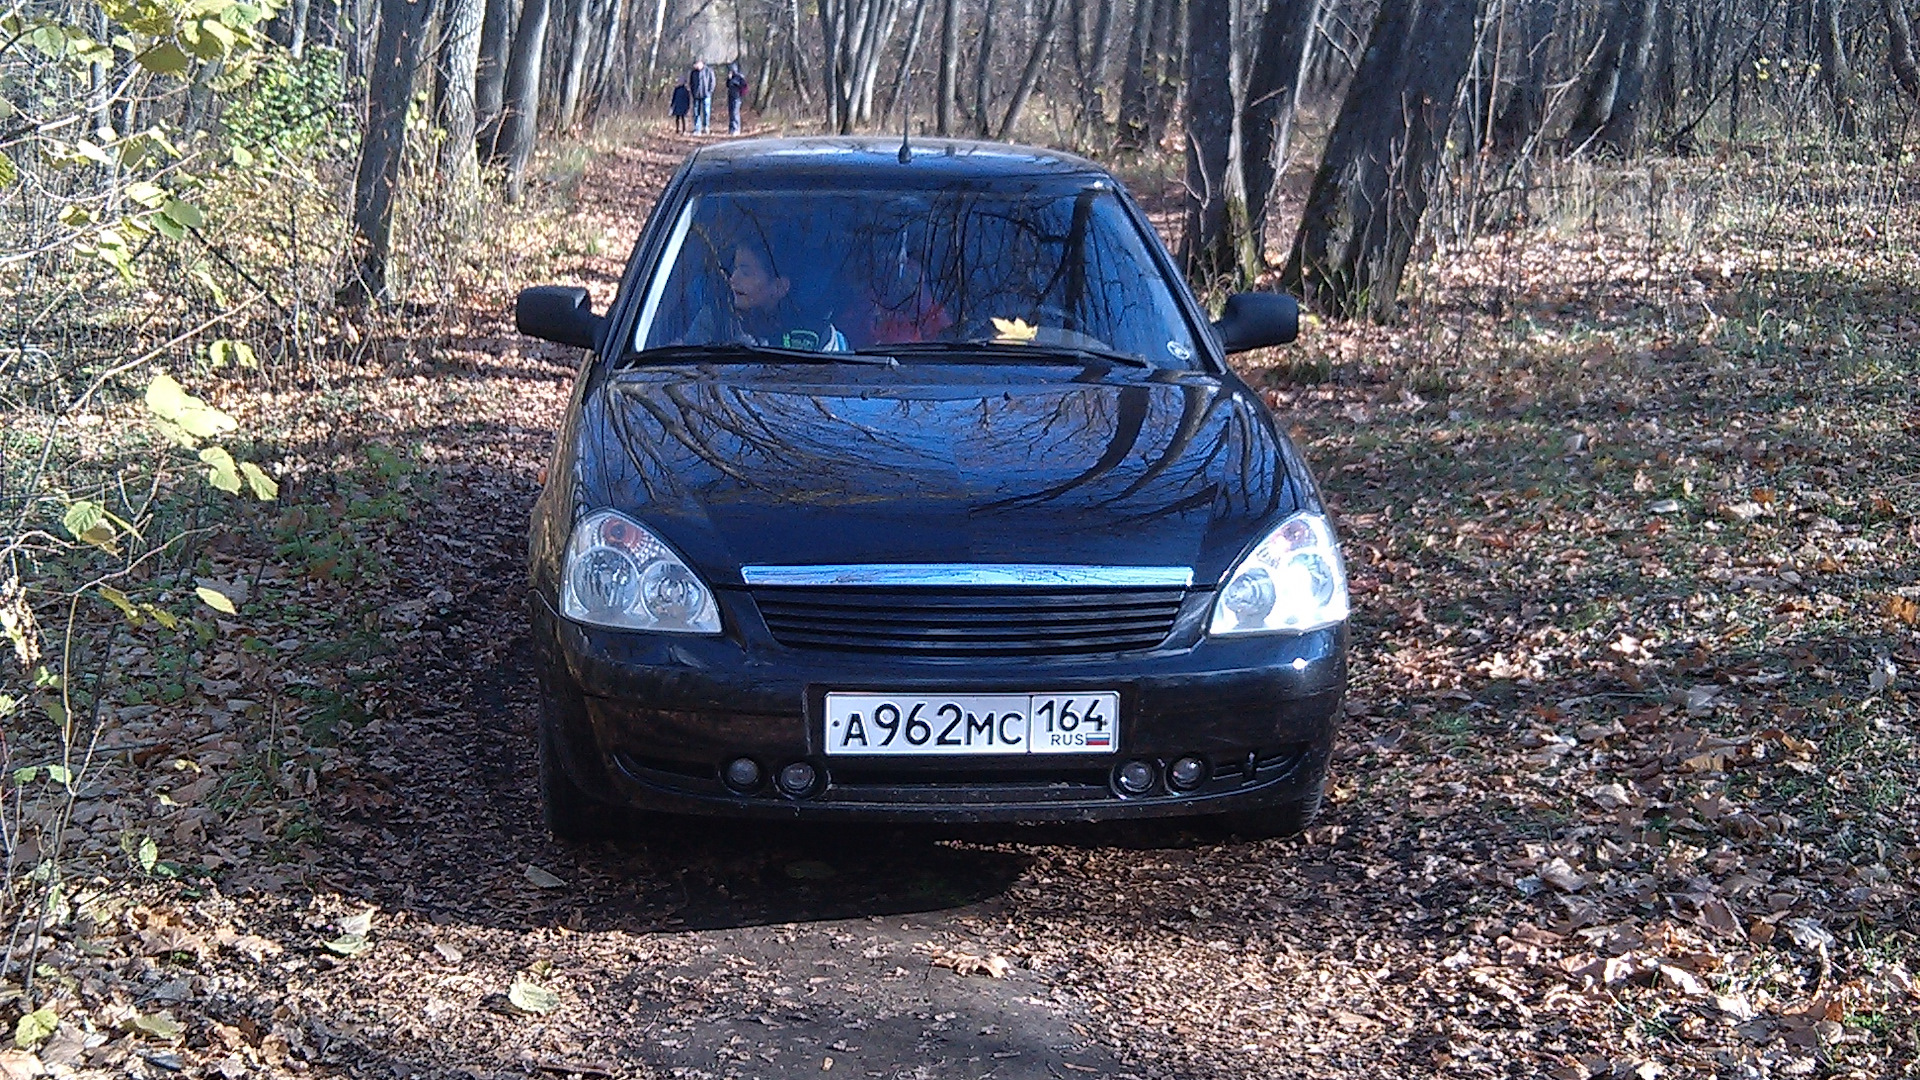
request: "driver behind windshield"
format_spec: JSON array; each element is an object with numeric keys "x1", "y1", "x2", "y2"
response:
[
  {"x1": 638, "y1": 186, "x2": 1202, "y2": 367},
  {"x1": 719, "y1": 234, "x2": 848, "y2": 352},
  {"x1": 683, "y1": 228, "x2": 848, "y2": 351}
]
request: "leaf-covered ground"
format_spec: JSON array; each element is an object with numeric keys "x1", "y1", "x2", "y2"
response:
[{"x1": 5, "y1": 131, "x2": 1915, "y2": 1080}]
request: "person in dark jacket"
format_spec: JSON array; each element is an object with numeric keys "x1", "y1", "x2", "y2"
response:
[
  {"x1": 725, "y1": 63, "x2": 749, "y2": 134},
  {"x1": 669, "y1": 82, "x2": 691, "y2": 133},
  {"x1": 687, "y1": 60, "x2": 714, "y2": 134}
]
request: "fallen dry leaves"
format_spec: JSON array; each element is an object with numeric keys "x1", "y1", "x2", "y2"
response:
[
  {"x1": 0, "y1": 126, "x2": 1913, "y2": 1080},
  {"x1": 919, "y1": 944, "x2": 1015, "y2": 979}
]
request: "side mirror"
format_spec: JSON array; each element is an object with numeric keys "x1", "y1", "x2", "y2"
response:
[
  {"x1": 516, "y1": 286, "x2": 606, "y2": 351},
  {"x1": 1212, "y1": 292, "x2": 1299, "y2": 353}
]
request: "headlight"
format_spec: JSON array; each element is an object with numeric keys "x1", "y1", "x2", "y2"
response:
[
  {"x1": 561, "y1": 510, "x2": 721, "y2": 633},
  {"x1": 1209, "y1": 512, "x2": 1348, "y2": 635}
]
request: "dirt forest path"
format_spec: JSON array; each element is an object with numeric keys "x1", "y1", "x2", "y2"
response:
[
  {"x1": 155, "y1": 125, "x2": 1918, "y2": 1080},
  {"x1": 242, "y1": 129, "x2": 1441, "y2": 1080},
  {"x1": 274, "y1": 129, "x2": 1140, "y2": 1080}
]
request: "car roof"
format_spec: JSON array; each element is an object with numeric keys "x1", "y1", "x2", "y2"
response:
[{"x1": 683, "y1": 137, "x2": 1113, "y2": 185}]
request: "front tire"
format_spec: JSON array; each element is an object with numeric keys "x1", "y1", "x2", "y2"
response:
[{"x1": 536, "y1": 677, "x2": 624, "y2": 842}]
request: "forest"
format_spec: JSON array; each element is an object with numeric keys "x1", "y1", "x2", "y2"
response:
[{"x1": 2, "y1": 0, "x2": 1918, "y2": 1076}]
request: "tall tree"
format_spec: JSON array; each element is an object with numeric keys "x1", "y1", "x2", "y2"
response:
[
  {"x1": 1241, "y1": 0, "x2": 1315, "y2": 248},
  {"x1": 435, "y1": 0, "x2": 486, "y2": 179},
  {"x1": 1492, "y1": 0, "x2": 1559, "y2": 154},
  {"x1": 1567, "y1": 0, "x2": 1657, "y2": 152},
  {"x1": 588, "y1": 0, "x2": 628, "y2": 114},
  {"x1": 474, "y1": 0, "x2": 515, "y2": 160},
  {"x1": 345, "y1": 0, "x2": 443, "y2": 305},
  {"x1": 1146, "y1": 0, "x2": 1183, "y2": 139},
  {"x1": 936, "y1": 0, "x2": 959, "y2": 132},
  {"x1": 286, "y1": 0, "x2": 314, "y2": 57},
  {"x1": 997, "y1": 0, "x2": 1065, "y2": 138},
  {"x1": 1890, "y1": 0, "x2": 1920, "y2": 100},
  {"x1": 1181, "y1": 0, "x2": 1258, "y2": 284},
  {"x1": 973, "y1": 0, "x2": 998, "y2": 135},
  {"x1": 1282, "y1": 0, "x2": 1480, "y2": 320},
  {"x1": 1594, "y1": 0, "x2": 1661, "y2": 152},
  {"x1": 820, "y1": 0, "x2": 908, "y2": 133},
  {"x1": 1117, "y1": 0, "x2": 1159, "y2": 148},
  {"x1": 884, "y1": 0, "x2": 931, "y2": 123},
  {"x1": 785, "y1": 0, "x2": 815, "y2": 106},
  {"x1": 556, "y1": 0, "x2": 597, "y2": 127},
  {"x1": 1066, "y1": 0, "x2": 1118, "y2": 139},
  {"x1": 1815, "y1": 0, "x2": 1857, "y2": 135},
  {"x1": 500, "y1": 0, "x2": 552, "y2": 201}
]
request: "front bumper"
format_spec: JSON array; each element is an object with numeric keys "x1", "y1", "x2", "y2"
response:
[{"x1": 531, "y1": 590, "x2": 1344, "y2": 823}]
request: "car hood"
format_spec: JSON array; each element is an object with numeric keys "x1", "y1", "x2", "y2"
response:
[{"x1": 568, "y1": 364, "x2": 1304, "y2": 586}]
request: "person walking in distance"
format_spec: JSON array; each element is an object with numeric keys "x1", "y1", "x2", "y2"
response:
[
  {"x1": 688, "y1": 60, "x2": 715, "y2": 134},
  {"x1": 670, "y1": 81, "x2": 691, "y2": 133},
  {"x1": 725, "y1": 63, "x2": 749, "y2": 134}
]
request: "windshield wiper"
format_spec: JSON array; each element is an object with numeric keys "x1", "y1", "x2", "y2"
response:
[
  {"x1": 868, "y1": 341, "x2": 1154, "y2": 369},
  {"x1": 624, "y1": 343, "x2": 898, "y2": 367}
]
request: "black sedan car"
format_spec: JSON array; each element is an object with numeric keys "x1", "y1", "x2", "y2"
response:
[{"x1": 518, "y1": 137, "x2": 1347, "y2": 839}]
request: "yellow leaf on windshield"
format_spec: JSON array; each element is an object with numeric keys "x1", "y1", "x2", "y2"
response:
[{"x1": 990, "y1": 317, "x2": 1038, "y2": 342}]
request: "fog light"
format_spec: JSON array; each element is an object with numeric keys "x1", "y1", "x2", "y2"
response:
[
  {"x1": 1114, "y1": 759, "x2": 1156, "y2": 795},
  {"x1": 723, "y1": 757, "x2": 762, "y2": 791},
  {"x1": 1168, "y1": 756, "x2": 1208, "y2": 790},
  {"x1": 777, "y1": 761, "x2": 819, "y2": 797}
]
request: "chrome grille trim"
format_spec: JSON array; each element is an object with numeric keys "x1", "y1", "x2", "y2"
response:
[
  {"x1": 741, "y1": 564, "x2": 1194, "y2": 588},
  {"x1": 752, "y1": 586, "x2": 1188, "y2": 657}
]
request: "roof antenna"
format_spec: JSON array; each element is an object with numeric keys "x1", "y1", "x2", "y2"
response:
[{"x1": 897, "y1": 66, "x2": 914, "y2": 164}]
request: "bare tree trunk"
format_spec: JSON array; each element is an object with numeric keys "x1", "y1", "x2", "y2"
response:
[
  {"x1": 847, "y1": 0, "x2": 907, "y2": 125},
  {"x1": 1242, "y1": 0, "x2": 1315, "y2": 248},
  {"x1": 1282, "y1": 0, "x2": 1481, "y2": 320},
  {"x1": 1117, "y1": 0, "x2": 1158, "y2": 148},
  {"x1": 786, "y1": 0, "x2": 815, "y2": 105},
  {"x1": 755, "y1": 13, "x2": 779, "y2": 108},
  {"x1": 475, "y1": 0, "x2": 515, "y2": 160},
  {"x1": 1146, "y1": 0, "x2": 1182, "y2": 141},
  {"x1": 589, "y1": 0, "x2": 628, "y2": 114},
  {"x1": 289, "y1": 0, "x2": 314, "y2": 57},
  {"x1": 997, "y1": 0, "x2": 1065, "y2": 137},
  {"x1": 347, "y1": 0, "x2": 376, "y2": 89},
  {"x1": 346, "y1": 0, "x2": 443, "y2": 305},
  {"x1": 1728, "y1": 9, "x2": 1741, "y2": 141},
  {"x1": 1067, "y1": 0, "x2": 1118, "y2": 140},
  {"x1": 1595, "y1": 0, "x2": 1660, "y2": 152},
  {"x1": 1890, "y1": 0, "x2": 1920, "y2": 99},
  {"x1": 1568, "y1": 0, "x2": 1654, "y2": 152},
  {"x1": 1815, "y1": 0, "x2": 1857, "y2": 134},
  {"x1": 1493, "y1": 0, "x2": 1557, "y2": 153},
  {"x1": 645, "y1": 0, "x2": 670, "y2": 85},
  {"x1": 974, "y1": 0, "x2": 998, "y2": 135},
  {"x1": 556, "y1": 0, "x2": 597, "y2": 127},
  {"x1": 1181, "y1": 0, "x2": 1258, "y2": 285},
  {"x1": 886, "y1": 0, "x2": 932, "y2": 122},
  {"x1": 937, "y1": 0, "x2": 959, "y2": 131},
  {"x1": 820, "y1": 0, "x2": 844, "y2": 130},
  {"x1": 436, "y1": 0, "x2": 486, "y2": 179},
  {"x1": 1648, "y1": 0, "x2": 1677, "y2": 129},
  {"x1": 501, "y1": 0, "x2": 552, "y2": 201}
]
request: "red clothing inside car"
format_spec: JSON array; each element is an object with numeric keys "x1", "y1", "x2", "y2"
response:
[{"x1": 846, "y1": 290, "x2": 953, "y2": 347}]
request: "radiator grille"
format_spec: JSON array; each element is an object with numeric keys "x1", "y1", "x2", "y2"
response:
[{"x1": 752, "y1": 587, "x2": 1186, "y2": 657}]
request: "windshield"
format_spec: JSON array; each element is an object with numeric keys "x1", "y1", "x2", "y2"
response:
[{"x1": 632, "y1": 184, "x2": 1204, "y2": 367}]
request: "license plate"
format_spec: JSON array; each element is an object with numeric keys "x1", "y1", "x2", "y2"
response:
[{"x1": 823, "y1": 692, "x2": 1119, "y2": 756}]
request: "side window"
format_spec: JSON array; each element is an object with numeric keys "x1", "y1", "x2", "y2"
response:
[{"x1": 637, "y1": 204, "x2": 726, "y2": 350}]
